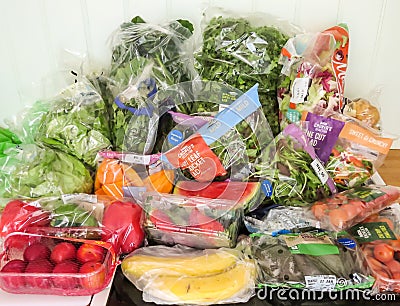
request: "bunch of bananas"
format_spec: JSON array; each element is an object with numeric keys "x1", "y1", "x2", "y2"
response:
[{"x1": 121, "y1": 245, "x2": 256, "y2": 305}]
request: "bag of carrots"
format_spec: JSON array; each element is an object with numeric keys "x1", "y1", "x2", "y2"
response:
[{"x1": 94, "y1": 151, "x2": 175, "y2": 199}]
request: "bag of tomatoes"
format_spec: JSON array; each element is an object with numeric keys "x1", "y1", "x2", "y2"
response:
[
  {"x1": 354, "y1": 205, "x2": 400, "y2": 293},
  {"x1": 310, "y1": 185, "x2": 400, "y2": 232}
]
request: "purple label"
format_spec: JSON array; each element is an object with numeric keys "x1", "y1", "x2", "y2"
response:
[{"x1": 303, "y1": 112, "x2": 345, "y2": 163}]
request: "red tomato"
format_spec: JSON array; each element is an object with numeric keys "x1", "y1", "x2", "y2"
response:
[
  {"x1": 374, "y1": 269, "x2": 391, "y2": 280},
  {"x1": 362, "y1": 213, "x2": 379, "y2": 223},
  {"x1": 366, "y1": 256, "x2": 387, "y2": 271},
  {"x1": 311, "y1": 204, "x2": 328, "y2": 220},
  {"x1": 385, "y1": 259, "x2": 400, "y2": 275},
  {"x1": 341, "y1": 203, "x2": 362, "y2": 220},
  {"x1": 374, "y1": 243, "x2": 394, "y2": 263},
  {"x1": 328, "y1": 208, "x2": 350, "y2": 229},
  {"x1": 392, "y1": 272, "x2": 400, "y2": 280},
  {"x1": 388, "y1": 239, "x2": 400, "y2": 251}
]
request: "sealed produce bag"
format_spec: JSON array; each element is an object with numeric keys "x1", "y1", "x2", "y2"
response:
[
  {"x1": 121, "y1": 244, "x2": 256, "y2": 305},
  {"x1": 0, "y1": 144, "x2": 92, "y2": 199},
  {"x1": 251, "y1": 232, "x2": 373, "y2": 291},
  {"x1": 253, "y1": 123, "x2": 336, "y2": 206},
  {"x1": 0, "y1": 194, "x2": 144, "y2": 256},
  {"x1": 310, "y1": 185, "x2": 400, "y2": 231},
  {"x1": 353, "y1": 205, "x2": 400, "y2": 293},
  {"x1": 94, "y1": 16, "x2": 196, "y2": 152},
  {"x1": 301, "y1": 110, "x2": 394, "y2": 190},
  {"x1": 36, "y1": 79, "x2": 111, "y2": 168},
  {"x1": 278, "y1": 24, "x2": 349, "y2": 127},
  {"x1": 196, "y1": 8, "x2": 298, "y2": 135},
  {"x1": 95, "y1": 151, "x2": 175, "y2": 199},
  {"x1": 141, "y1": 192, "x2": 243, "y2": 249}
]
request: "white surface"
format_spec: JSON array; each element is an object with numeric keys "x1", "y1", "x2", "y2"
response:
[{"x1": 0, "y1": 0, "x2": 399, "y2": 147}]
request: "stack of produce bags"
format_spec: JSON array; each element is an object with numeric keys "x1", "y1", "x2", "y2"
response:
[{"x1": 0, "y1": 7, "x2": 399, "y2": 305}]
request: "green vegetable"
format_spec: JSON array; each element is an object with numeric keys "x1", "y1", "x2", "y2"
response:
[
  {"x1": 36, "y1": 81, "x2": 111, "y2": 168},
  {"x1": 51, "y1": 203, "x2": 99, "y2": 227},
  {"x1": 196, "y1": 16, "x2": 290, "y2": 136},
  {"x1": 91, "y1": 17, "x2": 195, "y2": 152},
  {"x1": 254, "y1": 136, "x2": 331, "y2": 206},
  {"x1": 0, "y1": 144, "x2": 93, "y2": 198}
]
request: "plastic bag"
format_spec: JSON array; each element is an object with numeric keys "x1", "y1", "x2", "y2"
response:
[
  {"x1": 354, "y1": 205, "x2": 400, "y2": 293},
  {"x1": 140, "y1": 192, "x2": 243, "y2": 249},
  {"x1": 310, "y1": 185, "x2": 400, "y2": 231},
  {"x1": 343, "y1": 88, "x2": 382, "y2": 130},
  {"x1": 301, "y1": 110, "x2": 394, "y2": 190},
  {"x1": 0, "y1": 144, "x2": 93, "y2": 199},
  {"x1": 196, "y1": 7, "x2": 299, "y2": 136},
  {"x1": 95, "y1": 151, "x2": 175, "y2": 199},
  {"x1": 253, "y1": 123, "x2": 336, "y2": 206},
  {"x1": 35, "y1": 79, "x2": 112, "y2": 168},
  {"x1": 96, "y1": 16, "x2": 196, "y2": 152},
  {"x1": 0, "y1": 194, "x2": 144, "y2": 256},
  {"x1": 251, "y1": 232, "x2": 373, "y2": 291},
  {"x1": 278, "y1": 24, "x2": 350, "y2": 128},
  {"x1": 121, "y1": 244, "x2": 256, "y2": 305}
]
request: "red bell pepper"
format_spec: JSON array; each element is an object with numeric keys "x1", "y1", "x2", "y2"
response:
[
  {"x1": 0, "y1": 200, "x2": 50, "y2": 237},
  {"x1": 101, "y1": 200, "x2": 144, "y2": 255}
]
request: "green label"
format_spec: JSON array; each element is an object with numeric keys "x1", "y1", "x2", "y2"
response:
[
  {"x1": 290, "y1": 243, "x2": 339, "y2": 256},
  {"x1": 346, "y1": 186, "x2": 385, "y2": 202},
  {"x1": 349, "y1": 222, "x2": 396, "y2": 243}
]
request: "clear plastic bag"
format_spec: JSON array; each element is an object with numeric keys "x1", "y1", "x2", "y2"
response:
[
  {"x1": 121, "y1": 244, "x2": 256, "y2": 305},
  {"x1": 140, "y1": 192, "x2": 243, "y2": 249},
  {"x1": 35, "y1": 79, "x2": 112, "y2": 168},
  {"x1": 251, "y1": 232, "x2": 373, "y2": 291},
  {"x1": 301, "y1": 110, "x2": 394, "y2": 190},
  {"x1": 196, "y1": 7, "x2": 300, "y2": 136},
  {"x1": 253, "y1": 123, "x2": 336, "y2": 206},
  {"x1": 278, "y1": 24, "x2": 350, "y2": 128},
  {"x1": 0, "y1": 194, "x2": 145, "y2": 256},
  {"x1": 0, "y1": 144, "x2": 93, "y2": 199},
  {"x1": 310, "y1": 185, "x2": 400, "y2": 231},
  {"x1": 96, "y1": 16, "x2": 197, "y2": 152}
]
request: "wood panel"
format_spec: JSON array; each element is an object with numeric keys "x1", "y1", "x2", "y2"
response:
[{"x1": 379, "y1": 149, "x2": 400, "y2": 186}]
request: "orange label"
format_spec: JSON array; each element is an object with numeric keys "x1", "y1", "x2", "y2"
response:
[{"x1": 339, "y1": 122, "x2": 392, "y2": 155}]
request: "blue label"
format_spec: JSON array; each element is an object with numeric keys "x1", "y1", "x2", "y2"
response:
[
  {"x1": 261, "y1": 180, "x2": 273, "y2": 197},
  {"x1": 197, "y1": 84, "x2": 261, "y2": 146},
  {"x1": 167, "y1": 130, "x2": 184, "y2": 146},
  {"x1": 337, "y1": 238, "x2": 356, "y2": 249}
]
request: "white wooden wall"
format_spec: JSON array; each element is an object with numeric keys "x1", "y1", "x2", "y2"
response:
[{"x1": 1, "y1": 0, "x2": 400, "y2": 148}]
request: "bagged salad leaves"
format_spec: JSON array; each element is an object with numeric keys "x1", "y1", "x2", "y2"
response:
[
  {"x1": 253, "y1": 123, "x2": 336, "y2": 206},
  {"x1": 251, "y1": 232, "x2": 373, "y2": 291},
  {"x1": 36, "y1": 79, "x2": 112, "y2": 168},
  {"x1": 278, "y1": 24, "x2": 349, "y2": 128},
  {"x1": 90, "y1": 16, "x2": 196, "y2": 152},
  {"x1": 301, "y1": 110, "x2": 394, "y2": 190},
  {"x1": 0, "y1": 144, "x2": 93, "y2": 199},
  {"x1": 121, "y1": 244, "x2": 256, "y2": 305},
  {"x1": 196, "y1": 8, "x2": 298, "y2": 136}
]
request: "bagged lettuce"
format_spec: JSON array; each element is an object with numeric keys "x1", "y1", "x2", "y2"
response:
[
  {"x1": 36, "y1": 79, "x2": 112, "y2": 168},
  {"x1": 0, "y1": 144, "x2": 92, "y2": 198}
]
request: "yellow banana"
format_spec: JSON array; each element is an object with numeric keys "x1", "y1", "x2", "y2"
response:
[
  {"x1": 144, "y1": 260, "x2": 256, "y2": 304},
  {"x1": 122, "y1": 249, "x2": 239, "y2": 278}
]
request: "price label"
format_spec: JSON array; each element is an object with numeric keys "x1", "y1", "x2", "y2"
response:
[{"x1": 311, "y1": 159, "x2": 329, "y2": 184}]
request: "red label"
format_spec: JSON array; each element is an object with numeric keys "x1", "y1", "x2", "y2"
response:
[{"x1": 165, "y1": 134, "x2": 227, "y2": 182}]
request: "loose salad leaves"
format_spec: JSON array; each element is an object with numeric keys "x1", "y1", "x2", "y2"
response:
[{"x1": 196, "y1": 16, "x2": 290, "y2": 136}]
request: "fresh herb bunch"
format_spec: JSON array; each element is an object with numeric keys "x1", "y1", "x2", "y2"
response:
[
  {"x1": 254, "y1": 137, "x2": 331, "y2": 206},
  {"x1": 196, "y1": 16, "x2": 290, "y2": 136}
]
